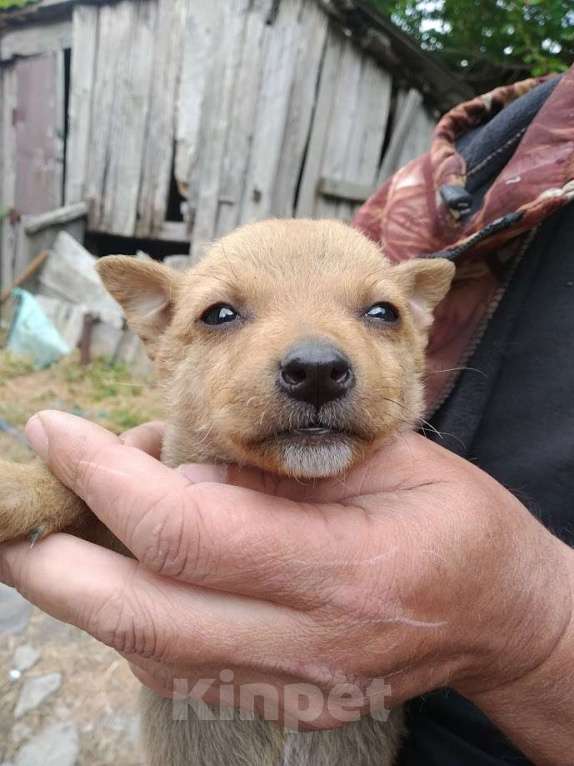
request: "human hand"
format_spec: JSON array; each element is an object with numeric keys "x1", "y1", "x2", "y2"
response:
[{"x1": 0, "y1": 411, "x2": 570, "y2": 735}]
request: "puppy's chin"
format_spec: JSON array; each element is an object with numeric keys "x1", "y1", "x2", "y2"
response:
[
  {"x1": 231, "y1": 430, "x2": 360, "y2": 479},
  {"x1": 280, "y1": 440, "x2": 355, "y2": 479}
]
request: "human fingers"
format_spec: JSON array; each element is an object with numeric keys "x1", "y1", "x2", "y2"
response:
[
  {"x1": 120, "y1": 420, "x2": 165, "y2": 459},
  {"x1": 0, "y1": 534, "x2": 307, "y2": 671},
  {"x1": 23, "y1": 412, "x2": 388, "y2": 606}
]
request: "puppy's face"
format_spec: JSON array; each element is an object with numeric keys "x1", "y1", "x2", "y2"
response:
[{"x1": 97, "y1": 220, "x2": 453, "y2": 477}]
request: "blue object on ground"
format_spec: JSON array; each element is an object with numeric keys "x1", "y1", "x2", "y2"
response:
[{"x1": 6, "y1": 288, "x2": 71, "y2": 368}]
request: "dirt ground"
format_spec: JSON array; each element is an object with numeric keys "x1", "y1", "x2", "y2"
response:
[
  {"x1": 0, "y1": 351, "x2": 164, "y2": 765},
  {"x1": 0, "y1": 349, "x2": 163, "y2": 462}
]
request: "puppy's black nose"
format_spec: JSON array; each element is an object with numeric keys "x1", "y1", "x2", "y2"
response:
[{"x1": 279, "y1": 341, "x2": 354, "y2": 408}]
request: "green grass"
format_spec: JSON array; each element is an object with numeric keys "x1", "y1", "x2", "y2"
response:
[
  {"x1": 0, "y1": 351, "x2": 36, "y2": 380},
  {"x1": 62, "y1": 358, "x2": 143, "y2": 401},
  {"x1": 0, "y1": 0, "x2": 38, "y2": 12},
  {"x1": 0, "y1": 0, "x2": 37, "y2": 9},
  {"x1": 105, "y1": 407, "x2": 147, "y2": 432},
  {"x1": 0, "y1": 350, "x2": 161, "y2": 446}
]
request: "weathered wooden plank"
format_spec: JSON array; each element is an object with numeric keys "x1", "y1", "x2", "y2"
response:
[
  {"x1": 215, "y1": 0, "x2": 274, "y2": 238},
  {"x1": 137, "y1": 0, "x2": 188, "y2": 238},
  {"x1": 5, "y1": 51, "x2": 65, "y2": 280},
  {"x1": 395, "y1": 102, "x2": 435, "y2": 169},
  {"x1": 240, "y1": 0, "x2": 304, "y2": 224},
  {"x1": 190, "y1": 1, "x2": 250, "y2": 260},
  {"x1": 85, "y1": 2, "x2": 126, "y2": 228},
  {"x1": 55, "y1": 48, "x2": 66, "y2": 204},
  {"x1": 65, "y1": 3, "x2": 99, "y2": 205},
  {"x1": 99, "y1": 1, "x2": 157, "y2": 236},
  {"x1": 0, "y1": 18, "x2": 72, "y2": 62},
  {"x1": 297, "y1": 30, "x2": 394, "y2": 220},
  {"x1": 14, "y1": 54, "x2": 64, "y2": 216},
  {"x1": 314, "y1": 36, "x2": 363, "y2": 220},
  {"x1": 337, "y1": 54, "x2": 392, "y2": 219},
  {"x1": 0, "y1": 67, "x2": 4, "y2": 295},
  {"x1": 0, "y1": 65, "x2": 18, "y2": 293},
  {"x1": 377, "y1": 88, "x2": 423, "y2": 184},
  {"x1": 272, "y1": 0, "x2": 328, "y2": 218},
  {"x1": 295, "y1": 27, "x2": 342, "y2": 218},
  {"x1": 175, "y1": 1, "x2": 222, "y2": 203}
]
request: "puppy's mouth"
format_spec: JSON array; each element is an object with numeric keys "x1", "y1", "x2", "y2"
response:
[
  {"x1": 254, "y1": 416, "x2": 359, "y2": 446},
  {"x1": 241, "y1": 416, "x2": 366, "y2": 478},
  {"x1": 276, "y1": 425, "x2": 352, "y2": 441}
]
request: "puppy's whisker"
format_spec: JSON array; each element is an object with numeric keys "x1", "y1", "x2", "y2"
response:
[
  {"x1": 425, "y1": 366, "x2": 486, "y2": 377},
  {"x1": 416, "y1": 418, "x2": 445, "y2": 442}
]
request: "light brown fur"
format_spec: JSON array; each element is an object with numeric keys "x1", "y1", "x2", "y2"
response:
[{"x1": 0, "y1": 219, "x2": 454, "y2": 765}]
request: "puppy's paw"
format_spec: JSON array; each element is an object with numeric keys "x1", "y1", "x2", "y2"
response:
[{"x1": 0, "y1": 460, "x2": 87, "y2": 544}]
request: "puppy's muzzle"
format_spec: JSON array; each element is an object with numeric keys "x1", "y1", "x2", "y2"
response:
[{"x1": 278, "y1": 340, "x2": 355, "y2": 409}]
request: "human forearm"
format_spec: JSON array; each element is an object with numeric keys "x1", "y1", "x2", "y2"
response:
[{"x1": 467, "y1": 543, "x2": 574, "y2": 766}]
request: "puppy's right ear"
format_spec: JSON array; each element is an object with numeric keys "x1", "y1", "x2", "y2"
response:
[{"x1": 96, "y1": 256, "x2": 179, "y2": 355}]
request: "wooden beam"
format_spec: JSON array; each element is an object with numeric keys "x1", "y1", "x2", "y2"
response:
[
  {"x1": 0, "y1": 249, "x2": 48, "y2": 304},
  {"x1": 0, "y1": 18, "x2": 71, "y2": 61},
  {"x1": 318, "y1": 177, "x2": 372, "y2": 204},
  {"x1": 22, "y1": 201, "x2": 88, "y2": 235}
]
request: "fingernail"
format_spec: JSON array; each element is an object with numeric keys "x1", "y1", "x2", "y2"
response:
[
  {"x1": 177, "y1": 464, "x2": 228, "y2": 484},
  {"x1": 25, "y1": 414, "x2": 49, "y2": 461}
]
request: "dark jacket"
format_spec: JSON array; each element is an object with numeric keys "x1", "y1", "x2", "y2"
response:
[{"x1": 353, "y1": 67, "x2": 574, "y2": 764}]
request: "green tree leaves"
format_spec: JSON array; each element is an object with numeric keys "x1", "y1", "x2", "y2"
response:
[{"x1": 372, "y1": 0, "x2": 573, "y2": 92}]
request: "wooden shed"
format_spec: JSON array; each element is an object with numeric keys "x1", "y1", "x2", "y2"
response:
[{"x1": 0, "y1": 0, "x2": 471, "y2": 293}]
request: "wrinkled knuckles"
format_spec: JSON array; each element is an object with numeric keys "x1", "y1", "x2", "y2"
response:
[
  {"x1": 136, "y1": 491, "x2": 213, "y2": 582},
  {"x1": 86, "y1": 583, "x2": 161, "y2": 661}
]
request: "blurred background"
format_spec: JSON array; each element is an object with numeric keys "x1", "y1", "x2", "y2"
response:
[{"x1": 0, "y1": 1, "x2": 571, "y2": 764}]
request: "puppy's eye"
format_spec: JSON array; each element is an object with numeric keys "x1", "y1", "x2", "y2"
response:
[
  {"x1": 364, "y1": 302, "x2": 400, "y2": 323},
  {"x1": 201, "y1": 303, "x2": 241, "y2": 326}
]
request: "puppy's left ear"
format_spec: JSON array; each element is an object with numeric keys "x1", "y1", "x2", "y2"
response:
[
  {"x1": 96, "y1": 256, "x2": 179, "y2": 356},
  {"x1": 393, "y1": 257, "x2": 455, "y2": 329}
]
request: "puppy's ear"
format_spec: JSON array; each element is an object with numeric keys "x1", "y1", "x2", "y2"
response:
[
  {"x1": 393, "y1": 257, "x2": 455, "y2": 329},
  {"x1": 96, "y1": 256, "x2": 179, "y2": 354}
]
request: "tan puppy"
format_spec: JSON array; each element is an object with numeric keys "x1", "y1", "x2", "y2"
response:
[{"x1": 0, "y1": 219, "x2": 454, "y2": 765}]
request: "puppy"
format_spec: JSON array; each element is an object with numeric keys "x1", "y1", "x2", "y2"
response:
[{"x1": 0, "y1": 219, "x2": 454, "y2": 765}]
